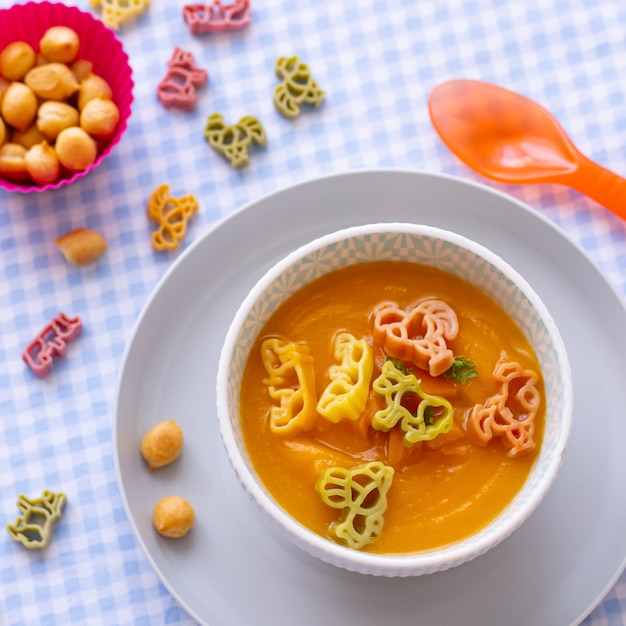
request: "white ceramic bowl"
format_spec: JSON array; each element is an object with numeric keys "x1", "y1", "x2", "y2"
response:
[{"x1": 215, "y1": 222, "x2": 573, "y2": 577}]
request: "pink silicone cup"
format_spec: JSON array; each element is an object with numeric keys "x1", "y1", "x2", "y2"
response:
[{"x1": 0, "y1": 2, "x2": 134, "y2": 193}]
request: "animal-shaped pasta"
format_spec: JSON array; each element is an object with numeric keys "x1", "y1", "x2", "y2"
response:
[
  {"x1": 22, "y1": 312, "x2": 83, "y2": 378},
  {"x1": 261, "y1": 337, "x2": 317, "y2": 434},
  {"x1": 316, "y1": 461, "x2": 394, "y2": 550},
  {"x1": 89, "y1": 0, "x2": 150, "y2": 30},
  {"x1": 7, "y1": 490, "x2": 67, "y2": 549},
  {"x1": 146, "y1": 184, "x2": 199, "y2": 251},
  {"x1": 157, "y1": 47, "x2": 208, "y2": 111},
  {"x1": 273, "y1": 56, "x2": 325, "y2": 119},
  {"x1": 372, "y1": 359, "x2": 454, "y2": 446},
  {"x1": 183, "y1": 0, "x2": 251, "y2": 34},
  {"x1": 371, "y1": 298, "x2": 459, "y2": 377},
  {"x1": 317, "y1": 333, "x2": 374, "y2": 423},
  {"x1": 466, "y1": 354, "x2": 540, "y2": 457},
  {"x1": 204, "y1": 113, "x2": 266, "y2": 169}
]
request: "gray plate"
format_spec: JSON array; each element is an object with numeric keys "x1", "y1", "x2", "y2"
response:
[{"x1": 114, "y1": 169, "x2": 626, "y2": 626}]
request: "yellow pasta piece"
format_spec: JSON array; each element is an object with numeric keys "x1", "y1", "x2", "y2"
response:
[
  {"x1": 372, "y1": 359, "x2": 453, "y2": 446},
  {"x1": 317, "y1": 332, "x2": 374, "y2": 423},
  {"x1": 146, "y1": 183, "x2": 199, "y2": 252},
  {"x1": 316, "y1": 461, "x2": 394, "y2": 550},
  {"x1": 261, "y1": 337, "x2": 317, "y2": 434},
  {"x1": 90, "y1": 0, "x2": 150, "y2": 30}
]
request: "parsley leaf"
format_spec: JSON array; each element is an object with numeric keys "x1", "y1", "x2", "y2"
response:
[
  {"x1": 443, "y1": 356, "x2": 478, "y2": 384},
  {"x1": 424, "y1": 405, "x2": 437, "y2": 425},
  {"x1": 385, "y1": 355, "x2": 408, "y2": 375}
]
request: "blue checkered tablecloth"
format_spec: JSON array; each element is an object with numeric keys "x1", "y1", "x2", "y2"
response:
[{"x1": 2, "y1": 0, "x2": 626, "y2": 624}]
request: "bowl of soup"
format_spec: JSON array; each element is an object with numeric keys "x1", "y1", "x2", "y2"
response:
[{"x1": 215, "y1": 222, "x2": 572, "y2": 577}]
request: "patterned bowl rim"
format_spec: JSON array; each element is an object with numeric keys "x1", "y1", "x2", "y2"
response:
[{"x1": 215, "y1": 222, "x2": 573, "y2": 575}]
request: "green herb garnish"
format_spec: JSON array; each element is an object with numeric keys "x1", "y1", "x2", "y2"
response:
[
  {"x1": 385, "y1": 355, "x2": 408, "y2": 375},
  {"x1": 443, "y1": 356, "x2": 478, "y2": 384},
  {"x1": 424, "y1": 405, "x2": 437, "y2": 425}
]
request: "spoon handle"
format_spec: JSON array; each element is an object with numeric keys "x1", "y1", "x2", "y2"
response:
[{"x1": 571, "y1": 157, "x2": 626, "y2": 221}]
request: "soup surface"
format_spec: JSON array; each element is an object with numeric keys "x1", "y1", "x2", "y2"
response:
[{"x1": 239, "y1": 261, "x2": 545, "y2": 554}]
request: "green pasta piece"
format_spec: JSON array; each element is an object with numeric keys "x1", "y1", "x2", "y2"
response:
[
  {"x1": 273, "y1": 56, "x2": 325, "y2": 119},
  {"x1": 204, "y1": 113, "x2": 267, "y2": 169},
  {"x1": 372, "y1": 359, "x2": 454, "y2": 446},
  {"x1": 316, "y1": 461, "x2": 394, "y2": 550},
  {"x1": 6, "y1": 490, "x2": 67, "y2": 549}
]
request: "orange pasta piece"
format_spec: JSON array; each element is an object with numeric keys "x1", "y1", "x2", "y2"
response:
[
  {"x1": 466, "y1": 354, "x2": 540, "y2": 457},
  {"x1": 371, "y1": 298, "x2": 458, "y2": 376}
]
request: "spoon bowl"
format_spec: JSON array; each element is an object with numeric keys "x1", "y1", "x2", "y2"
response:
[{"x1": 429, "y1": 79, "x2": 626, "y2": 220}]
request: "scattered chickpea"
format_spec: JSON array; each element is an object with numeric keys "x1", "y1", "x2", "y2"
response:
[
  {"x1": 141, "y1": 420, "x2": 184, "y2": 471},
  {"x1": 153, "y1": 496, "x2": 195, "y2": 538},
  {"x1": 55, "y1": 228, "x2": 108, "y2": 265}
]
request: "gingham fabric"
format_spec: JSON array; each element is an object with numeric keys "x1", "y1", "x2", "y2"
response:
[{"x1": 1, "y1": 0, "x2": 626, "y2": 624}]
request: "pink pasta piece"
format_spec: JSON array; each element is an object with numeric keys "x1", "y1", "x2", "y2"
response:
[
  {"x1": 466, "y1": 355, "x2": 540, "y2": 457},
  {"x1": 22, "y1": 312, "x2": 82, "y2": 378},
  {"x1": 157, "y1": 47, "x2": 208, "y2": 111},
  {"x1": 166, "y1": 48, "x2": 209, "y2": 87},
  {"x1": 371, "y1": 298, "x2": 458, "y2": 377},
  {"x1": 183, "y1": 0, "x2": 251, "y2": 34}
]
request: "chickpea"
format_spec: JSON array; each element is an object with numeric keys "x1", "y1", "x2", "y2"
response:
[
  {"x1": 55, "y1": 228, "x2": 108, "y2": 265},
  {"x1": 141, "y1": 420, "x2": 184, "y2": 471},
  {"x1": 24, "y1": 63, "x2": 79, "y2": 101},
  {"x1": 78, "y1": 73, "x2": 112, "y2": 110},
  {"x1": 153, "y1": 496, "x2": 195, "y2": 538},
  {"x1": 70, "y1": 59, "x2": 93, "y2": 84},
  {"x1": 34, "y1": 52, "x2": 50, "y2": 67},
  {"x1": 12, "y1": 124, "x2": 47, "y2": 150},
  {"x1": 24, "y1": 141, "x2": 60, "y2": 185},
  {"x1": 0, "y1": 143, "x2": 30, "y2": 182},
  {"x1": 1, "y1": 82, "x2": 37, "y2": 132},
  {"x1": 37, "y1": 101, "x2": 80, "y2": 142},
  {"x1": 0, "y1": 77, "x2": 10, "y2": 109},
  {"x1": 0, "y1": 42, "x2": 36, "y2": 81},
  {"x1": 80, "y1": 97, "x2": 120, "y2": 139},
  {"x1": 55, "y1": 127, "x2": 97, "y2": 171},
  {"x1": 39, "y1": 26, "x2": 80, "y2": 64}
]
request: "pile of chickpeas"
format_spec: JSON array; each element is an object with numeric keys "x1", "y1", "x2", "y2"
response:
[{"x1": 0, "y1": 26, "x2": 120, "y2": 186}]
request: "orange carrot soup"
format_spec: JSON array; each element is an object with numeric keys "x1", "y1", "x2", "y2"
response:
[{"x1": 239, "y1": 261, "x2": 545, "y2": 554}]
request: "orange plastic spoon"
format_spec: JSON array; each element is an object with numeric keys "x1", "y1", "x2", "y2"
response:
[{"x1": 428, "y1": 79, "x2": 626, "y2": 220}]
